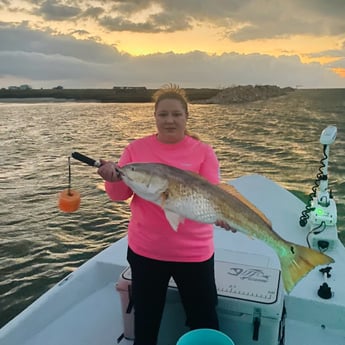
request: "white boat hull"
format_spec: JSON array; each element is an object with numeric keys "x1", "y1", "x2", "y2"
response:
[{"x1": 1, "y1": 174, "x2": 345, "y2": 345}]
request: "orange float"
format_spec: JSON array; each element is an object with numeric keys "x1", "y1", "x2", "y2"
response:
[
  {"x1": 58, "y1": 156, "x2": 81, "y2": 212},
  {"x1": 58, "y1": 189, "x2": 81, "y2": 212}
]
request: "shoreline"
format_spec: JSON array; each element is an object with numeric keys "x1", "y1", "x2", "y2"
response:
[
  {"x1": 0, "y1": 97, "x2": 100, "y2": 104},
  {"x1": 0, "y1": 85, "x2": 295, "y2": 104}
]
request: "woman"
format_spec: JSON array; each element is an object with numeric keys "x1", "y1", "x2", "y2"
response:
[{"x1": 98, "y1": 85, "x2": 228, "y2": 345}]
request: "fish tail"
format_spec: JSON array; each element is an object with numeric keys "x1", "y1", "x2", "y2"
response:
[{"x1": 279, "y1": 242, "x2": 334, "y2": 293}]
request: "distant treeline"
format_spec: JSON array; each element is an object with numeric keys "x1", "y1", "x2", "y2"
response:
[
  {"x1": 0, "y1": 85, "x2": 295, "y2": 103},
  {"x1": 0, "y1": 88, "x2": 220, "y2": 103}
]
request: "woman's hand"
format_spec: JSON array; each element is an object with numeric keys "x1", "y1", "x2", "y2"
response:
[
  {"x1": 97, "y1": 159, "x2": 122, "y2": 182},
  {"x1": 215, "y1": 220, "x2": 237, "y2": 233}
]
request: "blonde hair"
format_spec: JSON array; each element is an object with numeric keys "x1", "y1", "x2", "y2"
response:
[{"x1": 152, "y1": 84, "x2": 200, "y2": 140}]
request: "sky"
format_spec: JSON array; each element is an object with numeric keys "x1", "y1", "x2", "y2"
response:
[{"x1": 1, "y1": 0, "x2": 345, "y2": 89}]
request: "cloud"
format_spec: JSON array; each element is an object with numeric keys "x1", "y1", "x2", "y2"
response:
[
  {"x1": 132, "y1": 52, "x2": 344, "y2": 88},
  {"x1": 307, "y1": 40, "x2": 345, "y2": 59},
  {"x1": 83, "y1": 6, "x2": 104, "y2": 19},
  {"x1": 0, "y1": 24, "x2": 344, "y2": 89},
  {"x1": 306, "y1": 44, "x2": 345, "y2": 70},
  {"x1": 327, "y1": 58, "x2": 345, "y2": 69},
  {"x1": 1, "y1": 1, "x2": 345, "y2": 89},
  {"x1": 0, "y1": 22, "x2": 123, "y2": 64},
  {"x1": 216, "y1": 0, "x2": 345, "y2": 41},
  {"x1": 82, "y1": 0, "x2": 345, "y2": 40},
  {"x1": 33, "y1": 0, "x2": 81, "y2": 21},
  {"x1": 99, "y1": 11, "x2": 192, "y2": 33},
  {"x1": 0, "y1": 0, "x2": 11, "y2": 6},
  {"x1": 3, "y1": 1, "x2": 345, "y2": 41}
]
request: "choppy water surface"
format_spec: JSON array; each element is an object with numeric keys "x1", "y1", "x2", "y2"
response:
[{"x1": 1, "y1": 89, "x2": 344, "y2": 327}]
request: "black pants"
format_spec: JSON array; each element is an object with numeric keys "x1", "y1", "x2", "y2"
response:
[{"x1": 127, "y1": 247, "x2": 219, "y2": 345}]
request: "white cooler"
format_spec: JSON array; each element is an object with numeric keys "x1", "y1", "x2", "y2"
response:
[
  {"x1": 116, "y1": 258, "x2": 284, "y2": 345},
  {"x1": 215, "y1": 260, "x2": 284, "y2": 345}
]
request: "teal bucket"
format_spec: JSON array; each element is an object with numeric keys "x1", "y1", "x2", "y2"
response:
[{"x1": 176, "y1": 328, "x2": 234, "y2": 345}]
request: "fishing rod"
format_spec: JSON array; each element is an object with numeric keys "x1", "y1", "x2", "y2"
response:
[{"x1": 71, "y1": 151, "x2": 102, "y2": 168}]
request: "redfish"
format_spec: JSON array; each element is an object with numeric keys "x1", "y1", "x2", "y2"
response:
[{"x1": 118, "y1": 162, "x2": 334, "y2": 293}]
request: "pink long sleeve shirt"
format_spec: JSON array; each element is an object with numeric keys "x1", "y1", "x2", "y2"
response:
[{"x1": 105, "y1": 134, "x2": 220, "y2": 262}]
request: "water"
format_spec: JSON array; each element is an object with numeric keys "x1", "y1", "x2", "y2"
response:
[{"x1": 0, "y1": 89, "x2": 344, "y2": 328}]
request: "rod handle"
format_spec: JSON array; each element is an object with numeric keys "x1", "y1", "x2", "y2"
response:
[{"x1": 71, "y1": 152, "x2": 101, "y2": 167}]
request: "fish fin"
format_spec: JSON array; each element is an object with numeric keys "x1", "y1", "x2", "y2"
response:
[
  {"x1": 165, "y1": 210, "x2": 184, "y2": 231},
  {"x1": 218, "y1": 183, "x2": 272, "y2": 227},
  {"x1": 278, "y1": 242, "x2": 334, "y2": 293}
]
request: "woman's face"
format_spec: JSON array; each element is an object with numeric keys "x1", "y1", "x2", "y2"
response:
[{"x1": 154, "y1": 98, "x2": 188, "y2": 143}]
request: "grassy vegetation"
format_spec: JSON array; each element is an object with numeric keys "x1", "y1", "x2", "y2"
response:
[{"x1": 0, "y1": 88, "x2": 220, "y2": 103}]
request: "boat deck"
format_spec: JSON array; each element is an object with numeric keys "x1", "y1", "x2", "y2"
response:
[{"x1": 1, "y1": 174, "x2": 345, "y2": 345}]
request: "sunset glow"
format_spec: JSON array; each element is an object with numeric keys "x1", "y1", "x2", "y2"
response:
[{"x1": 1, "y1": 1, "x2": 345, "y2": 88}]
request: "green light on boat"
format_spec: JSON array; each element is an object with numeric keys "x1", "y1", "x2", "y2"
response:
[{"x1": 316, "y1": 208, "x2": 324, "y2": 215}]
